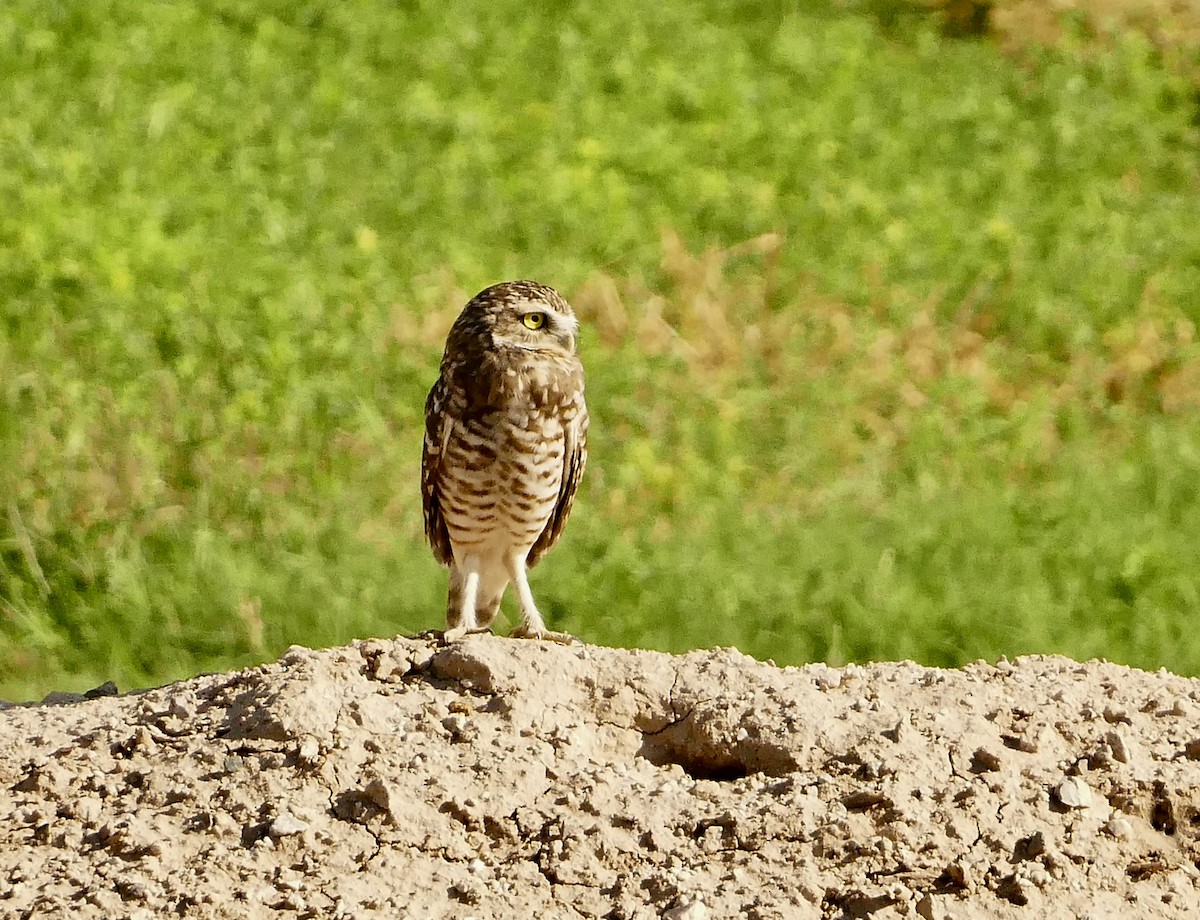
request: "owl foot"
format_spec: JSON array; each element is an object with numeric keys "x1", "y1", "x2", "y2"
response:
[
  {"x1": 442, "y1": 625, "x2": 493, "y2": 644},
  {"x1": 508, "y1": 624, "x2": 579, "y2": 644}
]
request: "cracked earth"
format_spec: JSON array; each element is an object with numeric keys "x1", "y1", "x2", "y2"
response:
[{"x1": 3, "y1": 636, "x2": 1200, "y2": 918}]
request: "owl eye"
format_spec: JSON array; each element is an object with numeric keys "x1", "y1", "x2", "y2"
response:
[{"x1": 522, "y1": 312, "x2": 547, "y2": 330}]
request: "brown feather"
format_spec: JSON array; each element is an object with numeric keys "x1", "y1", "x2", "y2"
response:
[
  {"x1": 527, "y1": 403, "x2": 588, "y2": 568},
  {"x1": 421, "y1": 377, "x2": 455, "y2": 566}
]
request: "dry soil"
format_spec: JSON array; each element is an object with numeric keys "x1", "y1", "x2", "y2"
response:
[{"x1": 3, "y1": 636, "x2": 1200, "y2": 918}]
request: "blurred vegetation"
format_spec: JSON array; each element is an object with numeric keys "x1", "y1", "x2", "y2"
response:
[{"x1": 3, "y1": 0, "x2": 1200, "y2": 699}]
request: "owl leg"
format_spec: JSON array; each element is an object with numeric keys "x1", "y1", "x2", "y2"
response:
[
  {"x1": 444, "y1": 559, "x2": 492, "y2": 641},
  {"x1": 475, "y1": 584, "x2": 507, "y2": 630},
  {"x1": 505, "y1": 554, "x2": 577, "y2": 644}
]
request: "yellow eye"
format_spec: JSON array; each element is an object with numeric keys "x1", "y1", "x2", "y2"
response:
[{"x1": 522, "y1": 312, "x2": 546, "y2": 330}]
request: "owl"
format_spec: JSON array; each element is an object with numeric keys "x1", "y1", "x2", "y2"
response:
[{"x1": 421, "y1": 280, "x2": 588, "y2": 642}]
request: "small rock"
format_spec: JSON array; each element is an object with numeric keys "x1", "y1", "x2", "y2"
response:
[
  {"x1": 269, "y1": 812, "x2": 309, "y2": 837},
  {"x1": 363, "y1": 642, "x2": 412, "y2": 682},
  {"x1": 995, "y1": 873, "x2": 1031, "y2": 906},
  {"x1": 663, "y1": 900, "x2": 708, "y2": 920},
  {"x1": 1184, "y1": 739, "x2": 1200, "y2": 761},
  {"x1": 280, "y1": 645, "x2": 311, "y2": 666},
  {"x1": 970, "y1": 747, "x2": 1002, "y2": 773},
  {"x1": 882, "y1": 719, "x2": 907, "y2": 743},
  {"x1": 408, "y1": 644, "x2": 436, "y2": 670},
  {"x1": 85, "y1": 681, "x2": 119, "y2": 700},
  {"x1": 1011, "y1": 722, "x2": 1053, "y2": 753},
  {"x1": 363, "y1": 776, "x2": 396, "y2": 817},
  {"x1": 155, "y1": 714, "x2": 188, "y2": 737},
  {"x1": 168, "y1": 694, "x2": 195, "y2": 719},
  {"x1": 441, "y1": 713, "x2": 477, "y2": 742},
  {"x1": 275, "y1": 868, "x2": 304, "y2": 891},
  {"x1": 1027, "y1": 866, "x2": 1051, "y2": 888},
  {"x1": 915, "y1": 893, "x2": 944, "y2": 920},
  {"x1": 1055, "y1": 777, "x2": 1093, "y2": 809},
  {"x1": 450, "y1": 879, "x2": 484, "y2": 905},
  {"x1": 76, "y1": 797, "x2": 103, "y2": 825},
  {"x1": 1013, "y1": 831, "x2": 1045, "y2": 861},
  {"x1": 223, "y1": 755, "x2": 244, "y2": 774},
  {"x1": 133, "y1": 726, "x2": 157, "y2": 751},
  {"x1": 297, "y1": 737, "x2": 320, "y2": 766},
  {"x1": 1104, "y1": 817, "x2": 1134, "y2": 839},
  {"x1": 1106, "y1": 730, "x2": 1133, "y2": 764}
]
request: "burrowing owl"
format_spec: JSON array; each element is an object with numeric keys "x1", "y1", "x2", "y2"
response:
[{"x1": 421, "y1": 280, "x2": 588, "y2": 641}]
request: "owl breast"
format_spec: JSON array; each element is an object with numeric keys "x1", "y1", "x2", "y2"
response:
[{"x1": 437, "y1": 407, "x2": 567, "y2": 558}]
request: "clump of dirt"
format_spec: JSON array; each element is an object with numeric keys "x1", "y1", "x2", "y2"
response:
[{"x1": 3, "y1": 636, "x2": 1200, "y2": 918}]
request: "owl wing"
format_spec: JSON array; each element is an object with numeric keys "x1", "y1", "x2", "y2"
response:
[
  {"x1": 527, "y1": 399, "x2": 588, "y2": 568},
  {"x1": 421, "y1": 377, "x2": 455, "y2": 566}
]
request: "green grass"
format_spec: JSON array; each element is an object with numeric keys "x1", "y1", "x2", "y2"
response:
[{"x1": 3, "y1": 1, "x2": 1200, "y2": 699}]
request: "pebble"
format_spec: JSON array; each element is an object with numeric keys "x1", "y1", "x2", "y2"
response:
[
  {"x1": 169, "y1": 695, "x2": 195, "y2": 720},
  {"x1": 1105, "y1": 730, "x2": 1133, "y2": 764},
  {"x1": 297, "y1": 737, "x2": 321, "y2": 766},
  {"x1": 663, "y1": 900, "x2": 708, "y2": 920},
  {"x1": 76, "y1": 797, "x2": 102, "y2": 824},
  {"x1": 133, "y1": 726, "x2": 157, "y2": 750},
  {"x1": 441, "y1": 713, "x2": 476, "y2": 742},
  {"x1": 269, "y1": 812, "x2": 309, "y2": 837},
  {"x1": 275, "y1": 868, "x2": 304, "y2": 891},
  {"x1": 1056, "y1": 777, "x2": 1093, "y2": 809},
  {"x1": 1104, "y1": 817, "x2": 1134, "y2": 839},
  {"x1": 280, "y1": 645, "x2": 311, "y2": 666},
  {"x1": 915, "y1": 893, "x2": 943, "y2": 920},
  {"x1": 450, "y1": 879, "x2": 484, "y2": 905}
]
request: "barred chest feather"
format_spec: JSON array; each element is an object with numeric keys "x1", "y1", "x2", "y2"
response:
[{"x1": 436, "y1": 351, "x2": 584, "y2": 555}]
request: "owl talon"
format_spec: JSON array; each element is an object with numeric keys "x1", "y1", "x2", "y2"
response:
[
  {"x1": 442, "y1": 625, "x2": 493, "y2": 644},
  {"x1": 508, "y1": 625, "x2": 579, "y2": 645}
]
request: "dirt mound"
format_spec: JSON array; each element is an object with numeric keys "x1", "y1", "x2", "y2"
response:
[{"x1": 3, "y1": 636, "x2": 1200, "y2": 918}]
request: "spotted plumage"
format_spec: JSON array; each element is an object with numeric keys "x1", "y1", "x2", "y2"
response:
[{"x1": 421, "y1": 280, "x2": 588, "y2": 640}]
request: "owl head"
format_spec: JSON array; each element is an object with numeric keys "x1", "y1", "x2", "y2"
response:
[{"x1": 458, "y1": 280, "x2": 579, "y2": 357}]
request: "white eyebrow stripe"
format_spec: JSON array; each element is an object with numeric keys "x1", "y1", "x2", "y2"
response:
[{"x1": 549, "y1": 311, "x2": 579, "y2": 334}]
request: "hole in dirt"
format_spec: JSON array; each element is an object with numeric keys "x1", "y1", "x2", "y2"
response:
[
  {"x1": 639, "y1": 735, "x2": 753, "y2": 781},
  {"x1": 1151, "y1": 797, "x2": 1177, "y2": 836},
  {"x1": 638, "y1": 724, "x2": 796, "y2": 781},
  {"x1": 1151, "y1": 781, "x2": 1178, "y2": 836}
]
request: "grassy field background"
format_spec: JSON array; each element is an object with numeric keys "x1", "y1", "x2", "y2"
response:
[{"x1": 3, "y1": 1, "x2": 1200, "y2": 700}]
